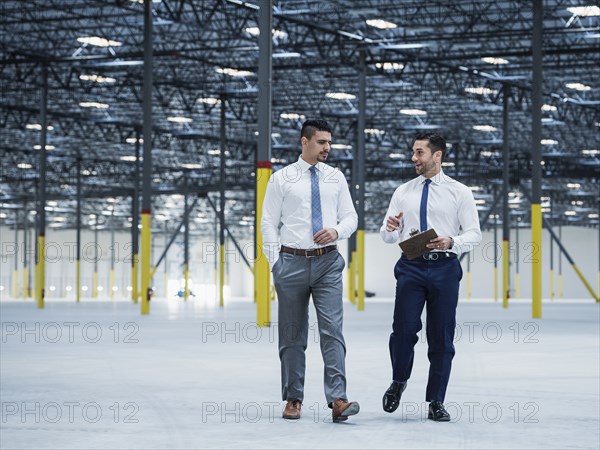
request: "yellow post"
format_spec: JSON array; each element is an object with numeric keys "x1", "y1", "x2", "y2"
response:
[
  {"x1": 558, "y1": 274, "x2": 562, "y2": 298},
  {"x1": 347, "y1": 254, "x2": 356, "y2": 304},
  {"x1": 92, "y1": 271, "x2": 98, "y2": 298},
  {"x1": 255, "y1": 164, "x2": 271, "y2": 326},
  {"x1": 13, "y1": 270, "x2": 18, "y2": 299},
  {"x1": 141, "y1": 213, "x2": 151, "y2": 314},
  {"x1": 571, "y1": 264, "x2": 599, "y2": 302},
  {"x1": 23, "y1": 267, "x2": 28, "y2": 300},
  {"x1": 467, "y1": 270, "x2": 471, "y2": 300},
  {"x1": 515, "y1": 272, "x2": 520, "y2": 298},
  {"x1": 184, "y1": 263, "x2": 189, "y2": 301},
  {"x1": 36, "y1": 235, "x2": 45, "y2": 309},
  {"x1": 219, "y1": 244, "x2": 225, "y2": 307},
  {"x1": 109, "y1": 269, "x2": 115, "y2": 300},
  {"x1": 132, "y1": 253, "x2": 139, "y2": 303},
  {"x1": 357, "y1": 230, "x2": 365, "y2": 311},
  {"x1": 549, "y1": 269, "x2": 554, "y2": 301},
  {"x1": 503, "y1": 240, "x2": 509, "y2": 308},
  {"x1": 531, "y1": 204, "x2": 542, "y2": 318}
]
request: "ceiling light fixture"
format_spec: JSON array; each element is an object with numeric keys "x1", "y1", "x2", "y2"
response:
[
  {"x1": 26, "y1": 124, "x2": 54, "y2": 130},
  {"x1": 481, "y1": 57, "x2": 509, "y2": 65},
  {"x1": 565, "y1": 82, "x2": 591, "y2": 91},
  {"x1": 566, "y1": 6, "x2": 600, "y2": 16},
  {"x1": 216, "y1": 67, "x2": 255, "y2": 77},
  {"x1": 375, "y1": 62, "x2": 404, "y2": 71},
  {"x1": 167, "y1": 116, "x2": 193, "y2": 123},
  {"x1": 79, "y1": 74, "x2": 116, "y2": 83},
  {"x1": 400, "y1": 108, "x2": 427, "y2": 116},
  {"x1": 198, "y1": 97, "x2": 221, "y2": 105},
  {"x1": 326, "y1": 92, "x2": 356, "y2": 100},
  {"x1": 366, "y1": 19, "x2": 397, "y2": 29},
  {"x1": 473, "y1": 125, "x2": 498, "y2": 132},
  {"x1": 465, "y1": 87, "x2": 498, "y2": 95},
  {"x1": 80, "y1": 101, "x2": 110, "y2": 109},
  {"x1": 541, "y1": 139, "x2": 559, "y2": 145},
  {"x1": 77, "y1": 36, "x2": 122, "y2": 47}
]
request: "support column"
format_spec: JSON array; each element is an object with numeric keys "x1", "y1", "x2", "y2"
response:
[
  {"x1": 76, "y1": 153, "x2": 82, "y2": 302},
  {"x1": 110, "y1": 210, "x2": 115, "y2": 299},
  {"x1": 183, "y1": 176, "x2": 190, "y2": 301},
  {"x1": 23, "y1": 202, "x2": 28, "y2": 300},
  {"x1": 515, "y1": 220, "x2": 520, "y2": 298},
  {"x1": 13, "y1": 219, "x2": 19, "y2": 299},
  {"x1": 493, "y1": 209, "x2": 498, "y2": 302},
  {"x1": 36, "y1": 63, "x2": 48, "y2": 309},
  {"x1": 141, "y1": 0, "x2": 153, "y2": 314},
  {"x1": 163, "y1": 222, "x2": 168, "y2": 298},
  {"x1": 93, "y1": 223, "x2": 99, "y2": 298},
  {"x1": 255, "y1": 0, "x2": 273, "y2": 326},
  {"x1": 531, "y1": 0, "x2": 543, "y2": 318},
  {"x1": 502, "y1": 84, "x2": 510, "y2": 308},
  {"x1": 558, "y1": 223, "x2": 562, "y2": 297},
  {"x1": 219, "y1": 95, "x2": 227, "y2": 308},
  {"x1": 356, "y1": 49, "x2": 366, "y2": 311},
  {"x1": 131, "y1": 130, "x2": 141, "y2": 303}
]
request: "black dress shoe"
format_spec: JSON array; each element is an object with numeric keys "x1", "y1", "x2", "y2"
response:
[
  {"x1": 382, "y1": 381, "x2": 407, "y2": 413},
  {"x1": 428, "y1": 401, "x2": 450, "y2": 421}
]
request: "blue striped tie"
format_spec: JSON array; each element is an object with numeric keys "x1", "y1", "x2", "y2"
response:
[
  {"x1": 309, "y1": 166, "x2": 323, "y2": 236},
  {"x1": 420, "y1": 179, "x2": 432, "y2": 232}
]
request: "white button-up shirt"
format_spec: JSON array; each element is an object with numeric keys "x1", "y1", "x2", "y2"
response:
[
  {"x1": 261, "y1": 156, "x2": 358, "y2": 266},
  {"x1": 380, "y1": 170, "x2": 482, "y2": 254}
]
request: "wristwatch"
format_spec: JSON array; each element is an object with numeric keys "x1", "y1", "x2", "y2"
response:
[{"x1": 449, "y1": 237, "x2": 454, "y2": 249}]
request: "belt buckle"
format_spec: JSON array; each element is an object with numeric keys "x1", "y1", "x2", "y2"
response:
[
  {"x1": 424, "y1": 252, "x2": 439, "y2": 261},
  {"x1": 305, "y1": 249, "x2": 316, "y2": 258}
]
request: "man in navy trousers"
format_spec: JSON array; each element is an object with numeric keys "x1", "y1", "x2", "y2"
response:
[{"x1": 380, "y1": 132, "x2": 481, "y2": 421}]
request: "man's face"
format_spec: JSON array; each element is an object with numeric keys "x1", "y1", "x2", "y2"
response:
[
  {"x1": 302, "y1": 130, "x2": 332, "y2": 164},
  {"x1": 411, "y1": 139, "x2": 441, "y2": 177}
]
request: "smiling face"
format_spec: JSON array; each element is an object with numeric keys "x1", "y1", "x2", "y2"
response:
[
  {"x1": 301, "y1": 130, "x2": 332, "y2": 165},
  {"x1": 411, "y1": 139, "x2": 442, "y2": 178}
]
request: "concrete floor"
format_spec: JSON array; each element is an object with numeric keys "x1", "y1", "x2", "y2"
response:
[{"x1": 1, "y1": 296, "x2": 598, "y2": 449}]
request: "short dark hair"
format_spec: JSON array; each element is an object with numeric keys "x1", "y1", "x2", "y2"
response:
[
  {"x1": 301, "y1": 119, "x2": 332, "y2": 141},
  {"x1": 414, "y1": 132, "x2": 447, "y2": 159}
]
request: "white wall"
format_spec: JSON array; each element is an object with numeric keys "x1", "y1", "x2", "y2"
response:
[{"x1": 1, "y1": 225, "x2": 598, "y2": 301}]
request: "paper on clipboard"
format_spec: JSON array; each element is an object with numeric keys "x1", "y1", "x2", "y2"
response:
[{"x1": 398, "y1": 229, "x2": 438, "y2": 260}]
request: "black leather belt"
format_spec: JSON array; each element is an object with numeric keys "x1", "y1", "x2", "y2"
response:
[
  {"x1": 403, "y1": 251, "x2": 457, "y2": 262},
  {"x1": 280, "y1": 245, "x2": 337, "y2": 257}
]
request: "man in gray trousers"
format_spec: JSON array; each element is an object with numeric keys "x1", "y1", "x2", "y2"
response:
[{"x1": 261, "y1": 119, "x2": 359, "y2": 422}]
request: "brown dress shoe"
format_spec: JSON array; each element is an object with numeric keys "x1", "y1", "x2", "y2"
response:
[
  {"x1": 332, "y1": 399, "x2": 360, "y2": 422},
  {"x1": 282, "y1": 400, "x2": 302, "y2": 419}
]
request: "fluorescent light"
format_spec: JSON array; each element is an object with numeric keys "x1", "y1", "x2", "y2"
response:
[
  {"x1": 565, "y1": 82, "x2": 591, "y2": 91},
  {"x1": 366, "y1": 19, "x2": 397, "y2": 29},
  {"x1": 400, "y1": 108, "x2": 427, "y2": 116},
  {"x1": 198, "y1": 97, "x2": 221, "y2": 105},
  {"x1": 181, "y1": 163, "x2": 202, "y2": 169},
  {"x1": 465, "y1": 87, "x2": 498, "y2": 95},
  {"x1": 77, "y1": 36, "x2": 122, "y2": 47},
  {"x1": 17, "y1": 163, "x2": 32, "y2": 169},
  {"x1": 280, "y1": 113, "x2": 305, "y2": 120},
  {"x1": 541, "y1": 139, "x2": 558, "y2": 145},
  {"x1": 389, "y1": 153, "x2": 403, "y2": 158},
  {"x1": 564, "y1": 211, "x2": 577, "y2": 216},
  {"x1": 566, "y1": 183, "x2": 581, "y2": 188},
  {"x1": 216, "y1": 67, "x2": 255, "y2": 77},
  {"x1": 442, "y1": 162, "x2": 455, "y2": 167},
  {"x1": 375, "y1": 62, "x2": 404, "y2": 71},
  {"x1": 581, "y1": 149, "x2": 599, "y2": 155},
  {"x1": 326, "y1": 92, "x2": 356, "y2": 100},
  {"x1": 588, "y1": 213, "x2": 599, "y2": 219},
  {"x1": 331, "y1": 144, "x2": 352, "y2": 150},
  {"x1": 567, "y1": 6, "x2": 600, "y2": 16},
  {"x1": 26, "y1": 123, "x2": 54, "y2": 130},
  {"x1": 473, "y1": 125, "x2": 498, "y2": 132},
  {"x1": 380, "y1": 43, "x2": 428, "y2": 49},
  {"x1": 244, "y1": 27, "x2": 288, "y2": 40},
  {"x1": 125, "y1": 137, "x2": 143, "y2": 144},
  {"x1": 167, "y1": 116, "x2": 193, "y2": 123},
  {"x1": 79, "y1": 74, "x2": 116, "y2": 83},
  {"x1": 80, "y1": 101, "x2": 110, "y2": 109},
  {"x1": 481, "y1": 57, "x2": 509, "y2": 65},
  {"x1": 542, "y1": 104, "x2": 557, "y2": 111},
  {"x1": 365, "y1": 128, "x2": 385, "y2": 135},
  {"x1": 120, "y1": 156, "x2": 137, "y2": 162},
  {"x1": 33, "y1": 145, "x2": 55, "y2": 150},
  {"x1": 273, "y1": 52, "x2": 301, "y2": 58}
]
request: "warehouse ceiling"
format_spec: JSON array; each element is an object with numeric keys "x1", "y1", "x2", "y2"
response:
[{"x1": 1, "y1": 0, "x2": 599, "y2": 240}]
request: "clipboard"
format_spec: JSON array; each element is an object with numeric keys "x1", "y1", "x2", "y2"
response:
[{"x1": 398, "y1": 229, "x2": 438, "y2": 260}]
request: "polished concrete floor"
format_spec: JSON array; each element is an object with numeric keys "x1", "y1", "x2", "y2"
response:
[{"x1": 1, "y1": 296, "x2": 598, "y2": 449}]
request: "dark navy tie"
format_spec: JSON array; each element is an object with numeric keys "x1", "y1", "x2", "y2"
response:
[
  {"x1": 309, "y1": 166, "x2": 323, "y2": 235},
  {"x1": 420, "y1": 179, "x2": 432, "y2": 232}
]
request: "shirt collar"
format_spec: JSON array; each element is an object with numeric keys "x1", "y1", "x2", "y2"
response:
[
  {"x1": 420, "y1": 169, "x2": 445, "y2": 185},
  {"x1": 297, "y1": 155, "x2": 322, "y2": 173}
]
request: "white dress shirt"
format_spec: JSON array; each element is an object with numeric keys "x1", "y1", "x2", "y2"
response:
[
  {"x1": 380, "y1": 170, "x2": 482, "y2": 254},
  {"x1": 261, "y1": 156, "x2": 358, "y2": 266}
]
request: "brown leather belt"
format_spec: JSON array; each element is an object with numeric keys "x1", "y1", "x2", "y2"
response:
[{"x1": 280, "y1": 245, "x2": 337, "y2": 257}]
